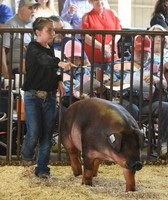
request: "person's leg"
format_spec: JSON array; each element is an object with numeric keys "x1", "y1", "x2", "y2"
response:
[
  {"x1": 122, "y1": 99, "x2": 139, "y2": 121},
  {"x1": 35, "y1": 94, "x2": 57, "y2": 177},
  {"x1": 21, "y1": 91, "x2": 42, "y2": 161},
  {"x1": 62, "y1": 96, "x2": 70, "y2": 108},
  {"x1": 149, "y1": 101, "x2": 168, "y2": 142}
]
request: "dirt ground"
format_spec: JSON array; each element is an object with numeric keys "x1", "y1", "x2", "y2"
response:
[{"x1": 0, "y1": 163, "x2": 167, "y2": 200}]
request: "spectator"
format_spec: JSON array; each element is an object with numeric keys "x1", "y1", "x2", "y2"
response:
[
  {"x1": 62, "y1": 40, "x2": 91, "y2": 107},
  {"x1": 148, "y1": 24, "x2": 168, "y2": 63},
  {"x1": 1, "y1": 0, "x2": 40, "y2": 78},
  {"x1": 21, "y1": 17, "x2": 72, "y2": 178},
  {"x1": 150, "y1": 0, "x2": 168, "y2": 30},
  {"x1": 124, "y1": 35, "x2": 159, "y2": 99},
  {"x1": 61, "y1": 0, "x2": 110, "y2": 30},
  {"x1": 34, "y1": 0, "x2": 58, "y2": 18},
  {"x1": 61, "y1": 0, "x2": 93, "y2": 40},
  {"x1": 123, "y1": 35, "x2": 168, "y2": 143},
  {"x1": 49, "y1": 15, "x2": 90, "y2": 65},
  {"x1": 0, "y1": 0, "x2": 13, "y2": 27},
  {"x1": 164, "y1": 61, "x2": 168, "y2": 86},
  {"x1": 82, "y1": 0, "x2": 122, "y2": 74},
  {"x1": 49, "y1": 15, "x2": 72, "y2": 56}
]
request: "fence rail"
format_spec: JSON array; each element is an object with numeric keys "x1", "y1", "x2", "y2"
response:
[{"x1": 0, "y1": 28, "x2": 168, "y2": 164}]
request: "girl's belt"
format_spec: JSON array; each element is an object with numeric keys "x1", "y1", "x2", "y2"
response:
[{"x1": 28, "y1": 90, "x2": 54, "y2": 99}]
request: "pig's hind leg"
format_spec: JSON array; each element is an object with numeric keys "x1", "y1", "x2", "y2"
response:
[
  {"x1": 66, "y1": 145, "x2": 82, "y2": 177},
  {"x1": 61, "y1": 127, "x2": 82, "y2": 176}
]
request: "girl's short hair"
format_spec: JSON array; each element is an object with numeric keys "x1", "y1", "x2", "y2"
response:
[{"x1": 33, "y1": 17, "x2": 53, "y2": 35}]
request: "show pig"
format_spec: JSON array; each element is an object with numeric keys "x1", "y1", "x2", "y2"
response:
[{"x1": 60, "y1": 98, "x2": 143, "y2": 192}]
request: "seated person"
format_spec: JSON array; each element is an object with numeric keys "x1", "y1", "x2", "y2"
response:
[
  {"x1": 106, "y1": 33, "x2": 167, "y2": 90},
  {"x1": 163, "y1": 62, "x2": 168, "y2": 88},
  {"x1": 124, "y1": 35, "x2": 158, "y2": 99},
  {"x1": 62, "y1": 40, "x2": 91, "y2": 107},
  {"x1": 120, "y1": 35, "x2": 168, "y2": 145},
  {"x1": 148, "y1": 24, "x2": 168, "y2": 64}
]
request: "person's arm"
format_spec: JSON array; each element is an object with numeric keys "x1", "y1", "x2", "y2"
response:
[
  {"x1": 61, "y1": 0, "x2": 74, "y2": 24},
  {"x1": 82, "y1": 13, "x2": 102, "y2": 49},
  {"x1": 0, "y1": 5, "x2": 13, "y2": 24},
  {"x1": 113, "y1": 62, "x2": 132, "y2": 71},
  {"x1": 2, "y1": 21, "x2": 16, "y2": 78},
  {"x1": 27, "y1": 43, "x2": 72, "y2": 71},
  {"x1": 1, "y1": 47, "x2": 9, "y2": 78},
  {"x1": 144, "y1": 73, "x2": 167, "y2": 89},
  {"x1": 57, "y1": 81, "x2": 66, "y2": 97},
  {"x1": 84, "y1": 34, "x2": 112, "y2": 58},
  {"x1": 84, "y1": 34, "x2": 102, "y2": 49},
  {"x1": 82, "y1": 14, "x2": 111, "y2": 57}
]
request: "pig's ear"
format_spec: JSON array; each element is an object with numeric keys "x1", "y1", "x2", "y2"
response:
[
  {"x1": 108, "y1": 133, "x2": 122, "y2": 152},
  {"x1": 135, "y1": 129, "x2": 144, "y2": 149}
]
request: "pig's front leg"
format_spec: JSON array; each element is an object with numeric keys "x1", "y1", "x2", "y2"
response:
[
  {"x1": 123, "y1": 168, "x2": 136, "y2": 192},
  {"x1": 82, "y1": 157, "x2": 96, "y2": 186},
  {"x1": 82, "y1": 168, "x2": 93, "y2": 186}
]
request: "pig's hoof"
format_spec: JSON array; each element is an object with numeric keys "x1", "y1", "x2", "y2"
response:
[
  {"x1": 126, "y1": 187, "x2": 135, "y2": 192},
  {"x1": 82, "y1": 178, "x2": 93, "y2": 186},
  {"x1": 93, "y1": 172, "x2": 97, "y2": 177},
  {"x1": 73, "y1": 171, "x2": 82, "y2": 177},
  {"x1": 82, "y1": 182, "x2": 93, "y2": 186}
]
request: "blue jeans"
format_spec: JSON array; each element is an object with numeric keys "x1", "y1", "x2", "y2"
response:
[{"x1": 21, "y1": 91, "x2": 57, "y2": 176}]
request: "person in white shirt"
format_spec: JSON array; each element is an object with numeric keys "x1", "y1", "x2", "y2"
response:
[{"x1": 34, "y1": 0, "x2": 58, "y2": 18}]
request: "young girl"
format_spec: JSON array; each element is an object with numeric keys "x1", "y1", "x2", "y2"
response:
[{"x1": 21, "y1": 17, "x2": 71, "y2": 178}]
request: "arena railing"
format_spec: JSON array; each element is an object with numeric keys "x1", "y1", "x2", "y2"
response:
[{"x1": 0, "y1": 28, "x2": 167, "y2": 164}]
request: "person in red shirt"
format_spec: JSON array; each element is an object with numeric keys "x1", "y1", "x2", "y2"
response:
[{"x1": 82, "y1": 0, "x2": 122, "y2": 75}]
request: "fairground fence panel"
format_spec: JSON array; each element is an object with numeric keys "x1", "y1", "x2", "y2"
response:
[{"x1": 0, "y1": 28, "x2": 168, "y2": 164}]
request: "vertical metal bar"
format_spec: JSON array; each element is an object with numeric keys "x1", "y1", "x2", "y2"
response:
[{"x1": 6, "y1": 33, "x2": 14, "y2": 161}]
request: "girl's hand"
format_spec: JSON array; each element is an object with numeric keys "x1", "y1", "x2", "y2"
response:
[
  {"x1": 57, "y1": 81, "x2": 65, "y2": 97},
  {"x1": 58, "y1": 61, "x2": 77, "y2": 70}
]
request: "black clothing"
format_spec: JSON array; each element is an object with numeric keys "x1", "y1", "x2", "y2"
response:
[
  {"x1": 23, "y1": 41, "x2": 62, "y2": 92},
  {"x1": 150, "y1": 12, "x2": 168, "y2": 29}
]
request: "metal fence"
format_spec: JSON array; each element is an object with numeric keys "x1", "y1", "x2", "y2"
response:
[{"x1": 0, "y1": 28, "x2": 168, "y2": 164}]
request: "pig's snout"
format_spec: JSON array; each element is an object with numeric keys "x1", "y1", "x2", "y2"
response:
[
  {"x1": 131, "y1": 161, "x2": 143, "y2": 171},
  {"x1": 126, "y1": 159, "x2": 143, "y2": 172}
]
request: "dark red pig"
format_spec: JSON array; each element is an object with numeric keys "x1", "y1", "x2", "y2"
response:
[{"x1": 60, "y1": 98, "x2": 143, "y2": 192}]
